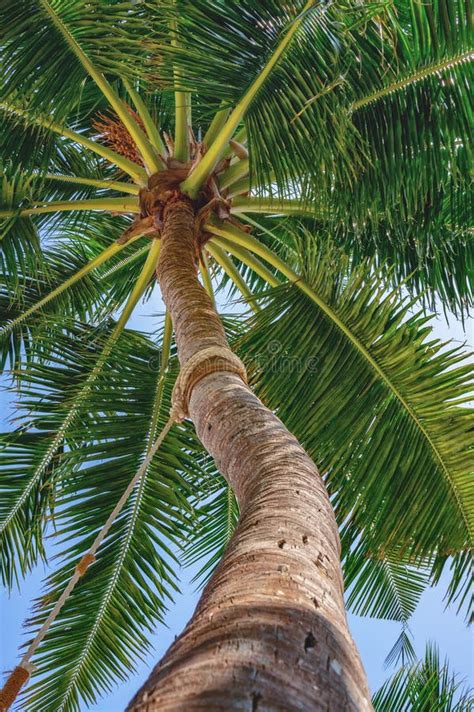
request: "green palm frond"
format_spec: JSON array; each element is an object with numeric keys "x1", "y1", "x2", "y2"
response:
[
  {"x1": 383, "y1": 628, "x2": 417, "y2": 671},
  {"x1": 430, "y1": 549, "x2": 473, "y2": 621},
  {"x1": 149, "y1": 1, "x2": 371, "y2": 196},
  {"x1": 372, "y1": 643, "x2": 474, "y2": 711},
  {"x1": 237, "y1": 235, "x2": 473, "y2": 614},
  {"x1": 0, "y1": 103, "x2": 148, "y2": 183},
  {"x1": 328, "y1": 206, "x2": 474, "y2": 318},
  {"x1": 221, "y1": 195, "x2": 473, "y2": 318},
  {"x1": 340, "y1": 1, "x2": 473, "y2": 220},
  {"x1": 0, "y1": 323, "x2": 113, "y2": 589},
  {"x1": 345, "y1": 547, "x2": 431, "y2": 627},
  {"x1": 0, "y1": 0, "x2": 152, "y2": 122},
  {"x1": 9, "y1": 326, "x2": 200, "y2": 712},
  {"x1": 1, "y1": 166, "x2": 42, "y2": 283},
  {"x1": 0, "y1": 157, "x2": 138, "y2": 292},
  {"x1": 345, "y1": 547, "x2": 430, "y2": 666},
  {"x1": 0, "y1": 233, "x2": 160, "y2": 590},
  {"x1": 0, "y1": 213, "x2": 148, "y2": 373},
  {"x1": 330, "y1": 1, "x2": 474, "y2": 316},
  {"x1": 0, "y1": 111, "x2": 59, "y2": 175},
  {"x1": 0, "y1": 428, "x2": 61, "y2": 588},
  {"x1": 0, "y1": 111, "x2": 136, "y2": 194},
  {"x1": 0, "y1": 251, "x2": 102, "y2": 372}
]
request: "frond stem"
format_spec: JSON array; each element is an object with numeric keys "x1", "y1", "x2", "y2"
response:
[
  {"x1": 231, "y1": 197, "x2": 326, "y2": 218},
  {"x1": 102, "y1": 244, "x2": 149, "y2": 279},
  {"x1": 171, "y1": 19, "x2": 191, "y2": 162},
  {"x1": 218, "y1": 159, "x2": 249, "y2": 191},
  {"x1": 208, "y1": 235, "x2": 279, "y2": 288},
  {"x1": 199, "y1": 252, "x2": 215, "y2": 306},
  {"x1": 352, "y1": 50, "x2": 473, "y2": 112},
  {"x1": 114, "y1": 239, "x2": 161, "y2": 333},
  {"x1": 124, "y1": 79, "x2": 167, "y2": 161},
  {"x1": 227, "y1": 177, "x2": 250, "y2": 198},
  {"x1": 43, "y1": 173, "x2": 140, "y2": 195},
  {"x1": 0, "y1": 197, "x2": 139, "y2": 220},
  {"x1": 203, "y1": 106, "x2": 232, "y2": 149},
  {"x1": 147, "y1": 311, "x2": 173, "y2": 448}
]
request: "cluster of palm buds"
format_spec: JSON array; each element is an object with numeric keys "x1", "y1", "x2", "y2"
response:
[{"x1": 92, "y1": 107, "x2": 146, "y2": 166}]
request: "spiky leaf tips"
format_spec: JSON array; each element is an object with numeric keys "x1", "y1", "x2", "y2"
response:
[{"x1": 372, "y1": 644, "x2": 474, "y2": 710}]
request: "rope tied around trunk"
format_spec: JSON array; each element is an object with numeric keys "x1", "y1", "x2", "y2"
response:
[
  {"x1": 172, "y1": 346, "x2": 247, "y2": 421},
  {"x1": 0, "y1": 346, "x2": 246, "y2": 711}
]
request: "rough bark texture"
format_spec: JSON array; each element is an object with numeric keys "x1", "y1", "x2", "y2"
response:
[{"x1": 127, "y1": 197, "x2": 371, "y2": 711}]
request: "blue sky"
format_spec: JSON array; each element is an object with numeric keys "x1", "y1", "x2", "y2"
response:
[{"x1": 1, "y1": 286, "x2": 472, "y2": 710}]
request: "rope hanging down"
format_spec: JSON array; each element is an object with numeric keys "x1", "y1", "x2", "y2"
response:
[{"x1": 0, "y1": 346, "x2": 246, "y2": 712}]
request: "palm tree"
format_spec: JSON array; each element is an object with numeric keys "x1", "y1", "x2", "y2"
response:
[{"x1": 0, "y1": 1, "x2": 472, "y2": 710}]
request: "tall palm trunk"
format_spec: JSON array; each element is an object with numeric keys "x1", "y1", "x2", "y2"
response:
[{"x1": 127, "y1": 197, "x2": 371, "y2": 711}]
